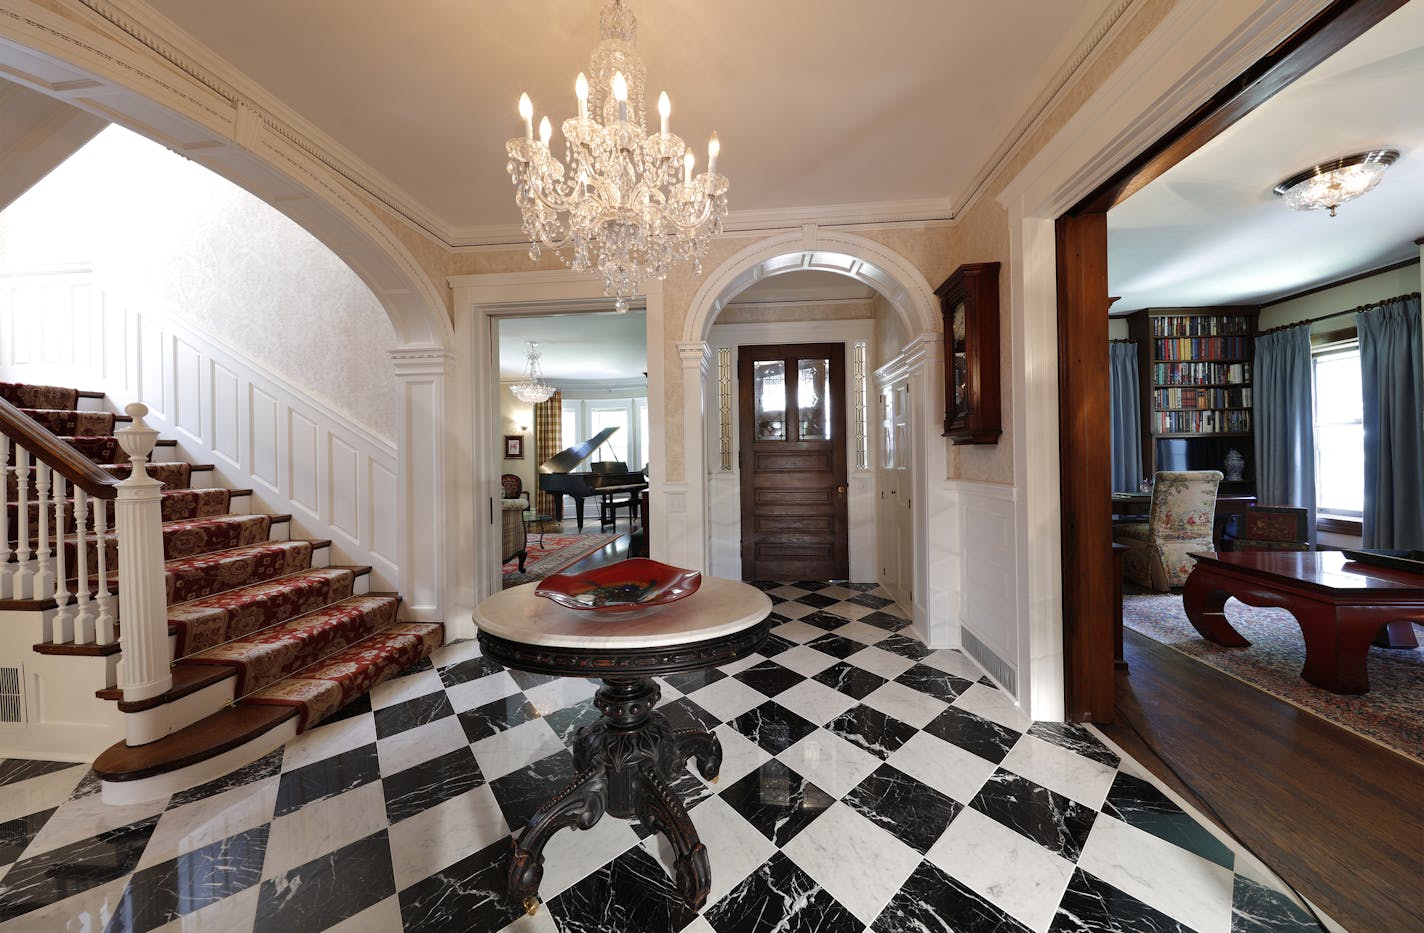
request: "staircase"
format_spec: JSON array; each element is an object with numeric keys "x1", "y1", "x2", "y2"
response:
[{"x1": 1, "y1": 380, "x2": 443, "y2": 800}]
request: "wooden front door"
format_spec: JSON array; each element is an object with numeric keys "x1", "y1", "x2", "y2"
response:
[{"x1": 738, "y1": 343, "x2": 848, "y2": 580}]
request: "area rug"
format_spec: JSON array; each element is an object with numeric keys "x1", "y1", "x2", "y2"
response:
[
  {"x1": 502, "y1": 532, "x2": 622, "y2": 587},
  {"x1": 1123, "y1": 593, "x2": 1424, "y2": 763}
]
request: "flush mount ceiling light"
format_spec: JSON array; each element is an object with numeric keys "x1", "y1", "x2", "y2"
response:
[
  {"x1": 505, "y1": 0, "x2": 730, "y2": 313},
  {"x1": 510, "y1": 341, "x2": 556, "y2": 404},
  {"x1": 1272, "y1": 149, "x2": 1399, "y2": 217}
]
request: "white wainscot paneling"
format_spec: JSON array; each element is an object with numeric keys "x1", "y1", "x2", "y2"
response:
[
  {"x1": 369, "y1": 460, "x2": 398, "y2": 567},
  {"x1": 210, "y1": 362, "x2": 240, "y2": 467},
  {"x1": 922, "y1": 480, "x2": 960, "y2": 648},
  {"x1": 288, "y1": 411, "x2": 320, "y2": 516},
  {"x1": 249, "y1": 386, "x2": 280, "y2": 492},
  {"x1": 173, "y1": 338, "x2": 202, "y2": 441},
  {"x1": 328, "y1": 436, "x2": 359, "y2": 538},
  {"x1": 708, "y1": 473, "x2": 740, "y2": 579},
  {"x1": 955, "y1": 482, "x2": 1018, "y2": 685},
  {"x1": 138, "y1": 316, "x2": 166, "y2": 418}
]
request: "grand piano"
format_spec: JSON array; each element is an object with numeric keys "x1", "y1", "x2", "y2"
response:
[{"x1": 538, "y1": 427, "x2": 648, "y2": 532}]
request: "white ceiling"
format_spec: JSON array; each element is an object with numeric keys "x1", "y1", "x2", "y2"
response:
[
  {"x1": 141, "y1": 0, "x2": 1117, "y2": 237},
  {"x1": 729, "y1": 270, "x2": 878, "y2": 304},
  {"x1": 1108, "y1": 0, "x2": 1424, "y2": 313},
  {"x1": 497, "y1": 311, "x2": 647, "y2": 382}
]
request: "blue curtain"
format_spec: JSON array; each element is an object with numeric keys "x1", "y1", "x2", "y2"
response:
[
  {"x1": 1357, "y1": 294, "x2": 1424, "y2": 549},
  {"x1": 1254, "y1": 325, "x2": 1316, "y2": 544},
  {"x1": 1109, "y1": 342, "x2": 1142, "y2": 492}
]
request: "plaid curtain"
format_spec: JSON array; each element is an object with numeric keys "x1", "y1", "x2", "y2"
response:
[{"x1": 534, "y1": 391, "x2": 563, "y2": 517}]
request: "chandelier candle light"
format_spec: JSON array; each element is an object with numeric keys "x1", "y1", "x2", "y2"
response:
[
  {"x1": 511, "y1": 341, "x2": 556, "y2": 404},
  {"x1": 506, "y1": 0, "x2": 730, "y2": 312}
]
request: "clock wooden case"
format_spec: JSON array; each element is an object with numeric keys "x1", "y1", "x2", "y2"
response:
[{"x1": 937, "y1": 261, "x2": 1001, "y2": 444}]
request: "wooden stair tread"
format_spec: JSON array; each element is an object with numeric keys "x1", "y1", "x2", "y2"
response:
[
  {"x1": 328, "y1": 565, "x2": 372, "y2": 576},
  {"x1": 33, "y1": 634, "x2": 115, "y2": 654},
  {"x1": 93, "y1": 704, "x2": 298, "y2": 782},
  {"x1": 76, "y1": 390, "x2": 106, "y2": 399},
  {"x1": 96, "y1": 663, "x2": 235, "y2": 711}
]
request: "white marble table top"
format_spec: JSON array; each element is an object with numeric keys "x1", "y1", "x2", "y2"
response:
[{"x1": 473, "y1": 576, "x2": 773, "y2": 649}]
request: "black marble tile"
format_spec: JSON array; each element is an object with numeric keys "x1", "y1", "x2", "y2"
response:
[
  {"x1": 169, "y1": 748, "x2": 283, "y2": 809},
  {"x1": 894, "y1": 663, "x2": 975, "y2": 703},
  {"x1": 847, "y1": 592, "x2": 895, "y2": 610},
  {"x1": 1029, "y1": 722, "x2": 1120, "y2": 768},
  {"x1": 844, "y1": 763, "x2": 962, "y2": 854},
  {"x1": 706, "y1": 850, "x2": 861, "y2": 933},
  {"x1": 971, "y1": 770, "x2": 1097, "y2": 861},
  {"x1": 733, "y1": 660, "x2": 805, "y2": 698},
  {"x1": 543, "y1": 697, "x2": 601, "y2": 744},
  {"x1": 0, "y1": 814, "x2": 158, "y2": 923},
  {"x1": 801, "y1": 611, "x2": 850, "y2": 632},
  {"x1": 825, "y1": 704, "x2": 917, "y2": 760},
  {"x1": 731, "y1": 701, "x2": 819, "y2": 755},
  {"x1": 0, "y1": 808, "x2": 54, "y2": 865},
  {"x1": 791, "y1": 581, "x2": 830, "y2": 592},
  {"x1": 0, "y1": 758, "x2": 79, "y2": 787},
  {"x1": 753, "y1": 633, "x2": 798, "y2": 658},
  {"x1": 1048, "y1": 868, "x2": 1192, "y2": 932},
  {"x1": 547, "y1": 843, "x2": 698, "y2": 933},
  {"x1": 767, "y1": 593, "x2": 789, "y2": 605},
  {"x1": 509, "y1": 669, "x2": 560, "y2": 691},
  {"x1": 489, "y1": 750, "x2": 577, "y2": 833},
  {"x1": 812, "y1": 661, "x2": 886, "y2": 699},
  {"x1": 106, "y1": 824, "x2": 269, "y2": 932},
  {"x1": 1230, "y1": 874, "x2": 1322, "y2": 932},
  {"x1": 860, "y1": 609, "x2": 913, "y2": 632},
  {"x1": 438, "y1": 654, "x2": 504, "y2": 688},
  {"x1": 319, "y1": 692, "x2": 371, "y2": 727},
  {"x1": 373, "y1": 689, "x2": 455, "y2": 740},
  {"x1": 719, "y1": 759, "x2": 833, "y2": 846},
  {"x1": 398, "y1": 836, "x2": 526, "y2": 933},
  {"x1": 1102, "y1": 771, "x2": 1233, "y2": 870},
  {"x1": 382, "y1": 746, "x2": 485, "y2": 824},
  {"x1": 392, "y1": 656, "x2": 433, "y2": 677},
  {"x1": 659, "y1": 667, "x2": 727, "y2": 694},
  {"x1": 657, "y1": 696, "x2": 720, "y2": 732},
  {"x1": 923, "y1": 705, "x2": 1021, "y2": 764},
  {"x1": 274, "y1": 742, "x2": 380, "y2": 817},
  {"x1": 748, "y1": 580, "x2": 783, "y2": 591},
  {"x1": 457, "y1": 694, "x2": 539, "y2": 743},
  {"x1": 875, "y1": 633, "x2": 935, "y2": 661},
  {"x1": 871, "y1": 858, "x2": 1033, "y2": 933},
  {"x1": 66, "y1": 768, "x2": 104, "y2": 801},
  {"x1": 841, "y1": 582, "x2": 882, "y2": 592},
  {"x1": 805, "y1": 633, "x2": 865, "y2": 659},
  {"x1": 253, "y1": 829, "x2": 395, "y2": 933}
]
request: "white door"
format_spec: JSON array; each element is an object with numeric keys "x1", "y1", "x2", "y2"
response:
[{"x1": 877, "y1": 381, "x2": 913, "y2": 606}]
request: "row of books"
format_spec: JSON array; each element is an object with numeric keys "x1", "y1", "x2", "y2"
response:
[
  {"x1": 1154, "y1": 387, "x2": 1251, "y2": 410},
  {"x1": 1150, "y1": 314, "x2": 1253, "y2": 337},
  {"x1": 1155, "y1": 409, "x2": 1251, "y2": 433},
  {"x1": 1154, "y1": 337, "x2": 1251, "y2": 361},
  {"x1": 1153, "y1": 361, "x2": 1251, "y2": 385}
]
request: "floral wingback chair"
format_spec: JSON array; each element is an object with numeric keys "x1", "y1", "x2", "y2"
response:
[{"x1": 1112, "y1": 470, "x2": 1222, "y2": 591}]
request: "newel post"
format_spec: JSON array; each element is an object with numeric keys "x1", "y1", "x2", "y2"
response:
[{"x1": 115, "y1": 402, "x2": 172, "y2": 707}]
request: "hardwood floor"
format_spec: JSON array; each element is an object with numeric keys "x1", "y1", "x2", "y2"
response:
[{"x1": 1099, "y1": 629, "x2": 1424, "y2": 933}]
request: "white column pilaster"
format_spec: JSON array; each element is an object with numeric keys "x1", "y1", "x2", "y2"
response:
[
  {"x1": 672, "y1": 341, "x2": 714, "y2": 572},
  {"x1": 390, "y1": 347, "x2": 453, "y2": 626},
  {"x1": 115, "y1": 403, "x2": 172, "y2": 710}
]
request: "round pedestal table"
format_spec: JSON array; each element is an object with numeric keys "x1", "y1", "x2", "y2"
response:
[{"x1": 473, "y1": 577, "x2": 772, "y2": 913}]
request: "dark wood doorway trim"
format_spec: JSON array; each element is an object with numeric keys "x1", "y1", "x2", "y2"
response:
[{"x1": 1056, "y1": 0, "x2": 1402, "y2": 721}]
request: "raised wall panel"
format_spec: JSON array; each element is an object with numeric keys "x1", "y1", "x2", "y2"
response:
[
  {"x1": 288, "y1": 411, "x2": 319, "y2": 514},
  {"x1": 10, "y1": 286, "x2": 37, "y2": 364},
  {"x1": 101, "y1": 297, "x2": 125, "y2": 382},
  {"x1": 328, "y1": 436, "x2": 359, "y2": 538},
  {"x1": 173, "y1": 338, "x2": 202, "y2": 439},
  {"x1": 138, "y1": 317, "x2": 165, "y2": 417},
  {"x1": 249, "y1": 386, "x2": 279, "y2": 491},
  {"x1": 210, "y1": 362, "x2": 240, "y2": 466},
  {"x1": 69, "y1": 285, "x2": 90, "y2": 365},
  {"x1": 960, "y1": 491, "x2": 1017, "y2": 662},
  {"x1": 40, "y1": 285, "x2": 69, "y2": 364},
  {"x1": 369, "y1": 461, "x2": 397, "y2": 564}
]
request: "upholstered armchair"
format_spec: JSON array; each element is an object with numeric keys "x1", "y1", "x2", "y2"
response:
[
  {"x1": 1112, "y1": 470, "x2": 1223, "y2": 591},
  {"x1": 502, "y1": 499, "x2": 528, "y2": 572}
]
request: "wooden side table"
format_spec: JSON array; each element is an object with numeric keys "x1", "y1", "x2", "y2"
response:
[{"x1": 473, "y1": 577, "x2": 772, "y2": 912}]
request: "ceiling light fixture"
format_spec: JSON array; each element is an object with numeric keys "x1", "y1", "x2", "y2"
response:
[
  {"x1": 505, "y1": 0, "x2": 729, "y2": 312},
  {"x1": 1272, "y1": 149, "x2": 1399, "y2": 217},
  {"x1": 510, "y1": 341, "x2": 556, "y2": 404}
]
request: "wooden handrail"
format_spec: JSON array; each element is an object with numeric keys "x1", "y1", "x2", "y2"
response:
[{"x1": 0, "y1": 396, "x2": 118, "y2": 499}]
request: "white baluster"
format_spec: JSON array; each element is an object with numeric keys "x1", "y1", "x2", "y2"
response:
[
  {"x1": 73, "y1": 489, "x2": 95, "y2": 644},
  {"x1": 14, "y1": 447, "x2": 32, "y2": 599},
  {"x1": 52, "y1": 474, "x2": 72, "y2": 644},
  {"x1": 1, "y1": 438, "x2": 11, "y2": 599},
  {"x1": 115, "y1": 403, "x2": 171, "y2": 710},
  {"x1": 34, "y1": 462, "x2": 53, "y2": 602},
  {"x1": 94, "y1": 497, "x2": 116, "y2": 645}
]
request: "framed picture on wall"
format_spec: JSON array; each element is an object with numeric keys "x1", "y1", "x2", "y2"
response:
[{"x1": 504, "y1": 435, "x2": 524, "y2": 459}]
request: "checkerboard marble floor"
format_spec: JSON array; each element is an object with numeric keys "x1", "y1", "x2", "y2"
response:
[{"x1": 0, "y1": 582, "x2": 1325, "y2": 932}]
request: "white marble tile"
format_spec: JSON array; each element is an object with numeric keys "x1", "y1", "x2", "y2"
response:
[
  {"x1": 320, "y1": 893, "x2": 404, "y2": 933},
  {"x1": 376, "y1": 714, "x2": 470, "y2": 776},
  {"x1": 469, "y1": 718, "x2": 567, "y2": 781},
  {"x1": 769, "y1": 585, "x2": 811, "y2": 600},
  {"x1": 718, "y1": 654, "x2": 764, "y2": 676},
  {"x1": 773, "y1": 679, "x2": 858, "y2": 727},
  {"x1": 445, "y1": 670, "x2": 521, "y2": 713},
  {"x1": 861, "y1": 680, "x2": 949, "y2": 728},
  {"x1": 771, "y1": 600, "x2": 816, "y2": 620},
  {"x1": 817, "y1": 585, "x2": 857, "y2": 601},
  {"x1": 22, "y1": 789, "x2": 168, "y2": 859},
  {"x1": 678, "y1": 918, "x2": 717, "y2": 933},
  {"x1": 0, "y1": 765, "x2": 87, "y2": 823},
  {"x1": 887, "y1": 730, "x2": 998, "y2": 805},
  {"x1": 781, "y1": 801, "x2": 921, "y2": 924},
  {"x1": 280, "y1": 712, "x2": 377, "y2": 773},
  {"x1": 776, "y1": 729, "x2": 881, "y2": 799},
  {"x1": 828, "y1": 619, "x2": 884, "y2": 643},
  {"x1": 921, "y1": 648, "x2": 985, "y2": 680},
  {"x1": 772, "y1": 644, "x2": 839, "y2": 678},
  {"x1": 1076, "y1": 814, "x2": 1235, "y2": 933},
  {"x1": 644, "y1": 795, "x2": 775, "y2": 908},
  {"x1": 952, "y1": 682, "x2": 1030, "y2": 732},
  {"x1": 261, "y1": 781, "x2": 389, "y2": 880},
  {"x1": 536, "y1": 812, "x2": 642, "y2": 899},
  {"x1": 1000, "y1": 733, "x2": 1118, "y2": 810},
  {"x1": 771, "y1": 619, "x2": 830, "y2": 644},
  {"x1": 681, "y1": 676, "x2": 765, "y2": 722},
  {"x1": 387, "y1": 783, "x2": 510, "y2": 891},
  {"x1": 152, "y1": 882, "x2": 259, "y2": 932},
  {"x1": 369, "y1": 669, "x2": 445, "y2": 710},
  {"x1": 824, "y1": 601, "x2": 875, "y2": 621},
  {"x1": 138, "y1": 776, "x2": 279, "y2": 869},
  {"x1": 430, "y1": 639, "x2": 483, "y2": 669},
  {"x1": 520, "y1": 677, "x2": 599, "y2": 718},
  {"x1": 697, "y1": 725, "x2": 771, "y2": 789},
  {"x1": 844, "y1": 644, "x2": 916, "y2": 680},
  {"x1": 927, "y1": 807, "x2": 1075, "y2": 933}
]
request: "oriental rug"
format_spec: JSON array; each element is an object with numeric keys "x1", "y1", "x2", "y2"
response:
[{"x1": 502, "y1": 531, "x2": 622, "y2": 587}]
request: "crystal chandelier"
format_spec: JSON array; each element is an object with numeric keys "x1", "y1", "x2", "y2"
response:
[
  {"x1": 506, "y1": 0, "x2": 730, "y2": 312},
  {"x1": 1273, "y1": 150, "x2": 1399, "y2": 217},
  {"x1": 510, "y1": 341, "x2": 556, "y2": 404}
]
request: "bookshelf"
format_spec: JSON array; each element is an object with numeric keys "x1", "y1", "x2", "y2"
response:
[{"x1": 1127, "y1": 306, "x2": 1259, "y2": 491}]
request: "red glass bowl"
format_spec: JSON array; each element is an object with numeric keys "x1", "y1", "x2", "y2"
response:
[{"x1": 535, "y1": 558, "x2": 702, "y2": 614}]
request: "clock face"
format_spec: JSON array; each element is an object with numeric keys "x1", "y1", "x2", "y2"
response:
[{"x1": 952, "y1": 303, "x2": 966, "y2": 344}]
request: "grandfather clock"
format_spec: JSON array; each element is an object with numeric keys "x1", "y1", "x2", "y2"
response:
[{"x1": 937, "y1": 262, "x2": 1001, "y2": 444}]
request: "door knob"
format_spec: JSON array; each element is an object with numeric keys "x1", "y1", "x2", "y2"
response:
[{"x1": 836, "y1": 484, "x2": 848, "y2": 495}]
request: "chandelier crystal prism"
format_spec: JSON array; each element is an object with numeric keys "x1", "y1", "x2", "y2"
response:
[
  {"x1": 505, "y1": 0, "x2": 730, "y2": 312},
  {"x1": 1272, "y1": 150, "x2": 1399, "y2": 218},
  {"x1": 510, "y1": 341, "x2": 556, "y2": 404}
]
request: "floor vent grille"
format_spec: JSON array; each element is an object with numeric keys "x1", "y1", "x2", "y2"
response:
[
  {"x1": 0, "y1": 666, "x2": 24, "y2": 724},
  {"x1": 961, "y1": 627, "x2": 1016, "y2": 695}
]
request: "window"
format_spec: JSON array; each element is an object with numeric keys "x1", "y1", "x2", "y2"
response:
[{"x1": 1312, "y1": 341, "x2": 1364, "y2": 519}]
